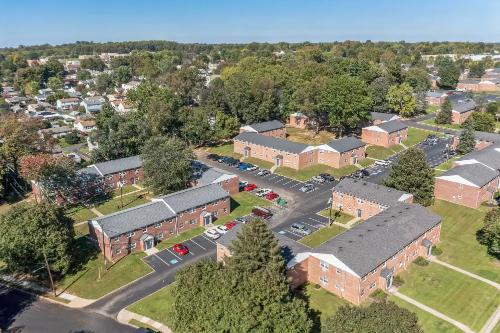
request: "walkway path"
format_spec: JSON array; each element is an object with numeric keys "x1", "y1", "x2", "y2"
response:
[
  {"x1": 117, "y1": 309, "x2": 171, "y2": 333},
  {"x1": 389, "y1": 289, "x2": 474, "y2": 333},
  {"x1": 480, "y1": 305, "x2": 500, "y2": 333},
  {"x1": 90, "y1": 207, "x2": 104, "y2": 217},
  {"x1": 430, "y1": 257, "x2": 500, "y2": 290}
]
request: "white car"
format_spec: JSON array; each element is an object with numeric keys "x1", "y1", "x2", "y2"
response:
[
  {"x1": 375, "y1": 160, "x2": 391, "y2": 166},
  {"x1": 247, "y1": 165, "x2": 258, "y2": 171},
  {"x1": 311, "y1": 175, "x2": 325, "y2": 183},
  {"x1": 204, "y1": 229, "x2": 220, "y2": 240},
  {"x1": 255, "y1": 188, "x2": 272, "y2": 197},
  {"x1": 215, "y1": 225, "x2": 229, "y2": 234}
]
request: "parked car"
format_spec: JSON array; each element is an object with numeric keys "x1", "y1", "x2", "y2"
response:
[
  {"x1": 265, "y1": 192, "x2": 279, "y2": 200},
  {"x1": 239, "y1": 180, "x2": 249, "y2": 187},
  {"x1": 215, "y1": 225, "x2": 229, "y2": 234},
  {"x1": 246, "y1": 164, "x2": 258, "y2": 171},
  {"x1": 299, "y1": 183, "x2": 316, "y2": 193},
  {"x1": 351, "y1": 169, "x2": 370, "y2": 179},
  {"x1": 311, "y1": 175, "x2": 325, "y2": 183},
  {"x1": 244, "y1": 183, "x2": 257, "y2": 191},
  {"x1": 226, "y1": 158, "x2": 239, "y2": 167},
  {"x1": 238, "y1": 162, "x2": 250, "y2": 170},
  {"x1": 291, "y1": 223, "x2": 312, "y2": 236},
  {"x1": 207, "y1": 153, "x2": 220, "y2": 161},
  {"x1": 235, "y1": 216, "x2": 248, "y2": 224},
  {"x1": 224, "y1": 221, "x2": 237, "y2": 229},
  {"x1": 257, "y1": 169, "x2": 271, "y2": 176},
  {"x1": 204, "y1": 228, "x2": 220, "y2": 239},
  {"x1": 255, "y1": 188, "x2": 272, "y2": 197},
  {"x1": 252, "y1": 206, "x2": 273, "y2": 219},
  {"x1": 374, "y1": 160, "x2": 391, "y2": 166},
  {"x1": 172, "y1": 243, "x2": 189, "y2": 255},
  {"x1": 319, "y1": 173, "x2": 335, "y2": 182}
]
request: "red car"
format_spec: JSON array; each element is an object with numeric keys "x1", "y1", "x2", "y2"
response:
[
  {"x1": 244, "y1": 183, "x2": 257, "y2": 191},
  {"x1": 172, "y1": 243, "x2": 189, "y2": 255},
  {"x1": 224, "y1": 221, "x2": 237, "y2": 229},
  {"x1": 265, "y1": 192, "x2": 279, "y2": 200}
]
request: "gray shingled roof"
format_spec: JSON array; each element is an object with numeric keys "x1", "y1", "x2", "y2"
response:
[
  {"x1": 326, "y1": 137, "x2": 365, "y2": 153},
  {"x1": 89, "y1": 155, "x2": 142, "y2": 176},
  {"x1": 191, "y1": 160, "x2": 236, "y2": 186},
  {"x1": 475, "y1": 131, "x2": 500, "y2": 143},
  {"x1": 158, "y1": 183, "x2": 229, "y2": 213},
  {"x1": 316, "y1": 204, "x2": 441, "y2": 277},
  {"x1": 425, "y1": 91, "x2": 447, "y2": 98},
  {"x1": 370, "y1": 112, "x2": 399, "y2": 122},
  {"x1": 94, "y1": 201, "x2": 176, "y2": 238},
  {"x1": 452, "y1": 99, "x2": 476, "y2": 113},
  {"x1": 234, "y1": 132, "x2": 309, "y2": 154},
  {"x1": 245, "y1": 120, "x2": 284, "y2": 133},
  {"x1": 456, "y1": 144, "x2": 500, "y2": 170},
  {"x1": 374, "y1": 120, "x2": 408, "y2": 133},
  {"x1": 333, "y1": 178, "x2": 410, "y2": 207},
  {"x1": 460, "y1": 78, "x2": 481, "y2": 84},
  {"x1": 438, "y1": 164, "x2": 499, "y2": 187}
]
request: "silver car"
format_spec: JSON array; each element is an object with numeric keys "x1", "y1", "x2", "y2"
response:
[{"x1": 291, "y1": 223, "x2": 312, "y2": 235}]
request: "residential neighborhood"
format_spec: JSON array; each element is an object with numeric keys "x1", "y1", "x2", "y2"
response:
[{"x1": 0, "y1": 2, "x2": 499, "y2": 333}]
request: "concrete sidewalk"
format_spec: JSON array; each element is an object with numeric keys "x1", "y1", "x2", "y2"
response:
[
  {"x1": 480, "y1": 305, "x2": 500, "y2": 333},
  {"x1": 118, "y1": 308, "x2": 172, "y2": 333}
]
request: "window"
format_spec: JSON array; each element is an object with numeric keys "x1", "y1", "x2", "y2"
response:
[
  {"x1": 336, "y1": 268, "x2": 342, "y2": 275},
  {"x1": 157, "y1": 232, "x2": 164, "y2": 239},
  {"x1": 362, "y1": 276, "x2": 367, "y2": 281},
  {"x1": 320, "y1": 261, "x2": 329, "y2": 270},
  {"x1": 223, "y1": 208, "x2": 227, "y2": 213},
  {"x1": 169, "y1": 229, "x2": 174, "y2": 235},
  {"x1": 129, "y1": 243, "x2": 136, "y2": 249},
  {"x1": 112, "y1": 237, "x2": 120, "y2": 242},
  {"x1": 154, "y1": 223, "x2": 162, "y2": 228},
  {"x1": 190, "y1": 219, "x2": 197, "y2": 225},
  {"x1": 142, "y1": 227, "x2": 147, "y2": 232},
  {"x1": 135, "y1": 169, "x2": 139, "y2": 174},
  {"x1": 202, "y1": 205, "x2": 207, "y2": 210},
  {"x1": 360, "y1": 289, "x2": 365, "y2": 296},
  {"x1": 127, "y1": 231, "x2": 135, "y2": 238},
  {"x1": 320, "y1": 276, "x2": 329, "y2": 285},
  {"x1": 335, "y1": 283, "x2": 341, "y2": 289},
  {"x1": 179, "y1": 223, "x2": 184, "y2": 228},
  {"x1": 189, "y1": 208, "x2": 195, "y2": 213},
  {"x1": 115, "y1": 248, "x2": 121, "y2": 254},
  {"x1": 369, "y1": 282, "x2": 376, "y2": 289}
]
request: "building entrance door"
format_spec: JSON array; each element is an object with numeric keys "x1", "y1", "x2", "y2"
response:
[
  {"x1": 356, "y1": 209, "x2": 362, "y2": 218},
  {"x1": 386, "y1": 275, "x2": 393, "y2": 289}
]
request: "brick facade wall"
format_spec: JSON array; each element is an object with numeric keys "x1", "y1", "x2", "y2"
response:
[
  {"x1": 451, "y1": 110, "x2": 474, "y2": 125},
  {"x1": 239, "y1": 127, "x2": 286, "y2": 139},
  {"x1": 288, "y1": 115, "x2": 309, "y2": 129},
  {"x1": 426, "y1": 96, "x2": 446, "y2": 106},
  {"x1": 362, "y1": 128, "x2": 408, "y2": 148},
  {"x1": 102, "y1": 167, "x2": 144, "y2": 189},
  {"x1": 434, "y1": 177, "x2": 498, "y2": 208},
  {"x1": 451, "y1": 137, "x2": 493, "y2": 151}
]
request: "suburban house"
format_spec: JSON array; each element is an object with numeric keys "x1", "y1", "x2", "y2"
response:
[
  {"x1": 288, "y1": 112, "x2": 310, "y2": 129},
  {"x1": 457, "y1": 78, "x2": 482, "y2": 92},
  {"x1": 451, "y1": 99, "x2": 476, "y2": 125},
  {"x1": 239, "y1": 120, "x2": 286, "y2": 139},
  {"x1": 121, "y1": 80, "x2": 141, "y2": 93},
  {"x1": 425, "y1": 91, "x2": 448, "y2": 106},
  {"x1": 79, "y1": 155, "x2": 144, "y2": 189},
  {"x1": 315, "y1": 137, "x2": 366, "y2": 168},
  {"x1": 369, "y1": 112, "x2": 400, "y2": 125},
  {"x1": 191, "y1": 160, "x2": 240, "y2": 195},
  {"x1": 39, "y1": 126, "x2": 72, "y2": 138},
  {"x1": 217, "y1": 203, "x2": 441, "y2": 305},
  {"x1": 89, "y1": 184, "x2": 230, "y2": 261},
  {"x1": 56, "y1": 97, "x2": 80, "y2": 110},
  {"x1": 330, "y1": 178, "x2": 413, "y2": 219},
  {"x1": 361, "y1": 120, "x2": 408, "y2": 148},
  {"x1": 451, "y1": 130, "x2": 500, "y2": 151},
  {"x1": 457, "y1": 69, "x2": 500, "y2": 92},
  {"x1": 74, "y1": 117, "x2": 97, "y2": 134},
  {"x1": 81, "y1": 96, "x2": 105, "y2": 114}
]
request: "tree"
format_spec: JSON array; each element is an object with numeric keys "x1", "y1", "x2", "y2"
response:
[
  {"x1": 141, "y1": 136, "x2": 194, "y2": 195},
  {"x1": 477, "y1": 208, "x2": 500, "y2": 258},
  {"x1": 47, "y1": 76, "x2": 63, "y2": 91},
  {"x1": 64, "y1": 131, "x2": 81, "y2": 145},
  {"x1": 179, "y1": 107, "x2": 213, "y2": 146},
  {"x1": 369, "y1": 76, "x2": 391, "y2": 113},
  {"x1": 323, "y1": 301, "x2": 422, "y2": 333},
  {"x1": 212, "y1": 110, "x2": 239, "y2": 141},
  {"x1": 404, "y1": 67, "x2": 431, "y2": 93},
  {"x1": 81, "y1": 57, "x2": 106, "y2": 71},
  {"x1": 469, "y1": 61, "x2": 486, "y2": 78},
  {"x1": 0, "y1": 203, "x2": 75, "y2": 275},
  {"x1": 384, "y1": 147, "x2": 434, "y2": 206},
  {"x1": 486, "y1": 102, "x2": 499, "y2": 116},
  {"x1": 435, "y1": 98, "x2": 452, "y2": 124},
  {"x1": 463, "y1": 112, "x2": 496, "y2": 133},
  {"x1": 457, "y1": 121, "x2": 476, "y2": 155},
  {"x1": 112, "y1": 65, "x2": 132, "y2": 86},
  {"x1": 165, "y1": 66, "x2": 204, "y2": 106},
  {"x1": 76, "y1": 69, "x2": 91, "y2": 81},
  {"x1": 95, "y1": 73, "x2": 114, "y2": 94},
  {"x1": 436, "y1": 56, "x2": 460, "y2": 89},
  {"x1": 386, "y1": 83, "x2": 416, "y2": 117}
]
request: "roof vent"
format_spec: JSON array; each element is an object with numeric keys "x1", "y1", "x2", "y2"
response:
[
  {"x1": 383, "y1": 219, "x2": 388, "y2": 223},
  {"x1": 348, "y1": 240, "x2": 353, "y2": 243},
  {"x1": 358, "y1": 234, "x2": 363, "y2": 238}
]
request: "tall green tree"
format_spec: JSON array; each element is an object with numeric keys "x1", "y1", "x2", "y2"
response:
[
  {"x1": 141, "y1": 136, "x2": 194, "y2": 195},
  {"x1": 47, "y1": 76, "x2": 63, "y2": 91},
  {"x1": 435, "y1": 98, "x2": 452, "y2": 124},
  {"x1": 323, "y1": 301, "x2": 423, "y2": 333},
  {"x1": 436, "y1": 56, "x2": 460, "y2": 89},
  {"x1": 0, "y1": 203, "x2": 75, "y2": 275},
  {"x1": 404, "y1": 67, "x2": 431, "y2": 93},
  {"x1": 457, "y1": 121, "x2": 476, "y2": 155},
  {"x1": 369, "y1": 76, "x2": 391, "y2": 113},
  {"x1": 81, "y1": 57, "x2": 106, "y2": 71},
  {"x1": 477, "y1": 208, "x2": 500, "y2": 258},
  {"x1": 386, "y1": 83, "x2": 416, "y2": 117},
  {"x1": 463, "y1": 112, "x2": 495, "y2": 133},
  {"x1": 384, "y1": 147, "x2": 434, "y2": 206}
]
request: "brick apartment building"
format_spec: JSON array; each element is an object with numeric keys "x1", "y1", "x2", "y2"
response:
[
  {"x1": 239, "y1": 120, "x2": 285, "y2": 138},
  {"x1": 457, "y1": 70, "x2": 500, "y2": 92},
  {"x1": 451, "y1": 99, "x2": 476, "y2": 125},
  {"x1": 315, "y1": 137, "x2": 366, "y2": 168},
  {"x1": 369, "y1": 112, "x2": 400, "y2": 125},
  {"x1": 361, "y1": 120, "x2": 408, "y2": 148},
  {"x1": 425, "y1": 91, "x2": 448, "y2": 106},
  {"x1": 330, "y1": 178, "x2": 413, "y2": 219},
  {"x1": 191, "y1": 160, "x2": 240, "y2": 195},
  {"x1": 288, "y1": 112, "x2": 309, "y2": 129},
  {"x1": 89, "y1": 183, "x2": 230, "y2": 261},
  {"x1": 451, "y1": 130, "x2": 500, "y2": 151},
  {"x1": 80, "y1": 155, "x2": 144, "y2": 190},
  {"x1": 217, "y1": 203, "x2": 441, "y2": 305}
]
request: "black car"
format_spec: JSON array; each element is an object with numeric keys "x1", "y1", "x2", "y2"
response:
[
  {"x1": 319, "y1": 173, "x2": 335, "y2": 182},
  {"x1": 207, "y1": 153, "x2": 220, "y2": 161}
]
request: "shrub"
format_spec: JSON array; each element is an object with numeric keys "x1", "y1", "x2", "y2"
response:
[
  {"x1": 431, "y1": 246, "x2": 443, "y2": 256},
  {"x1": 393, "y1": 275, "x2": 405, "y2": 287},
  {"x1": 414, "y1": 256, "x2": 429, "y2": 266},
  {"x1": 371, "y1": 289, "x2": 388, "y2": 302},
  {"x1": 64, "y1": 131, "x2": 81, "y2": 145}
]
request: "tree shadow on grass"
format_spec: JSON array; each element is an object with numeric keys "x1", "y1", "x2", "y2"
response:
[
  {"x1": 229, "y1": 197, "x2": 241, "y2": 211},
  {"x1": 293, "y1": 285, "x2": 322, "y2": 333}
]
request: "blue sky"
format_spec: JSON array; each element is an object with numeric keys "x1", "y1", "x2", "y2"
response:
[{"x1": 1, "y1": 0, "x2": 499, "y2": 47}]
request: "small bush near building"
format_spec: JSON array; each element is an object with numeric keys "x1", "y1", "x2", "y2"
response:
[
  {"x1": 64, "y1": 131, "x2": 81, "y2": 145},
  {"x1": 414, "y1": 256, "x2": 430, "y2": 266},
  {"x1": 393, "y1": 275, "x2": 405, "y2": 287},
  {"x1": 371, "y1": 289, "x2": 388, "y2": 302},
  {"x1": 431, "y1": 246, "x2": 443, "y2": 256}
]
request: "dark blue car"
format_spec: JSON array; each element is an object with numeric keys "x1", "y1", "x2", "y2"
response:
[{"x1": 238, "y1": 163, "x2": 250, "y2": 170}]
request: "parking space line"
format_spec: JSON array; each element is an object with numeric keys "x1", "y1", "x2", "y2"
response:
[
  {"x1": 301, "y1": 221, "x2": 320, "y2": 230},
  {"x1": 153, "y1": 253, "x2": 170, "y2": 266},
  {"x1": 289, "y1": 182, "x2": 302, "y2": 188},
  {"x1": 189, "y1": 238, "x2": 206, "y2": 250},
  {"x1": 308, "y1": 217, "x2": 327, "y2": 226},
  {"x1": 167, "y1": 249, "x2": 183, "y2": 261},
  {"x1": 283, "y1": 229, "x2": 305, "y2": 238},
  {"x1": 281, "y1": 179, "x2": 294, "y2": 186},
  {"x1": 201, "y1": 235, "x2": 217, "y2": 244}
]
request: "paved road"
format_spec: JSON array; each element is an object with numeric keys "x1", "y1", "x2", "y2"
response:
[{"x1": 0, "y1": 284, "x2": 137, "y2": 333}]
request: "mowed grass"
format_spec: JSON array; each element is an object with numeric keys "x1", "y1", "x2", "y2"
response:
[
  {"x1": 317, "y1": 209, "x2": 353, "y2": 224},
  {"x1": 94, "y1": 191, "x2": 151, "y2": 215},
  {"x1": 64, "y1": 204, "x2": 97, "y2": 223},
  {"x1": 242, "y1": 157, "x2": 274, "y2": 170},
  {"x1": 421, "y1": 119, "x2": 461, "y2": 131},
  {"x1": 434, "y1": 156, "x2": 459, "y2": 171},
  {"x1": 155, "y1": 227, "x2": 205, "y2": 250},
  {"x1": 398, "y1": 263, "x2": 500, "y2": 331},
  {"x1": 429, "y1": 200, "x2": 500, "y2": 283},
  {"x1": 366, "y1": 145, "x2": 403, "y2": 160},
  {"x1": 299, "y1": 225, "x2": 347, "y2": 248},
  {"x1": 276, "y1": 164, "x2": 357, "y2": 181},
  {"x1": 426, "y1": 105, "x2": 441, "y2": 114},
  {"x1": 388, "y1": 296, "x2": 462, "y2": 333},
  {"x1": 215, "y1": 192, "x2": 272, "y2": 225},
  {"x1": 285, "y1": 127, "x2": 336, "y2": 145},
  {"x1": 403, "y1": 127, "x2": 443, "y2": 147},
  {"x1": 207, "y1": 143, "x2": 242, "y2": 159},
  {"x1": 127, "y1": 283, "x2": 176, "y2": 327},
  {"x1": 358, "y1": 158, "x2": 375, "y2": 168},
  {"x1": 297, "y1": 283, "x2": 349, "y2": 327},
  {"x1": 110, "y1": 184, "x2": 140, "y2": 196},
  {"x1": 128, "y1": 319, "x2": 160, "y2": 332}
]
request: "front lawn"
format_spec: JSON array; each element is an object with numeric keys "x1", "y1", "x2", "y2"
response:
[
  {"x1": 57, "y1": 238, "x2": 153, "y2": 299},
  {"x1": 429, "y1": 200, "x2": 500, "y2": 283},
  {"x1": 299, "y1": 225, "x2": 347, "y2": 248},
  {"x1": 64, "y1": 204, "x2": 97, "y2": 223},
  {"x1": 420, "y1": 119, "x2": 461, "y2": 131},
  {"x1": 388, "y1": 296, "x2": 462, "y2": 333},
  {"x1": 276, "y1": 164, "x2": 357, "y2": 181},
  {"x1": 317, "y1": 209, "x2": 353, "y2": 224},
  {"x1": 127, "y1": 283, "x2": 175, "y2": 327},
  {"x1": 74, "y1": 223, "x2": 89, "y2": 237},
  {"x1": 366, "y1": 145, "x2": 403, "y2": 160},
  {"x1": 426, "y1": 105, "x2": 441, "y2": 114},
  {"x1": 155, "y1": 227, "x2": 205, "y2": 250},
  {"x1": 434, "y1": 156, "x2": 459, "y2": 171},
  {"x1": 215, "y1": 192, "x2": 272, "y2": 225},
  {"x1": 207, "y1": 143, "x2": 242, "y2": 159},
  {"x1": 242, "y1": 157, "x2": 274, "y2": 170},
  {"x1": 358, "y1": 158, "x2": 375, "y2": 168},
  {"x1": 398, "y1": 262, "x2": 500, "y2": 331},
  {"x1": 403, "y1": 127, "x2": 443, "y2": 147},
  {"x1": 285, "y1": 127, "x2": 336, "y2": 145},
  {"x1": 94, "y1": 191, "x2": 151, "y2": 215},
  {"x1": 110, "y1": 184, "x2": 140, "y2": 197}
]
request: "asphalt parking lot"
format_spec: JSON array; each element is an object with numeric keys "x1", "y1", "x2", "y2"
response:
[{"x1": 273, "y1": 210, "x2": 331, "y2": 241}]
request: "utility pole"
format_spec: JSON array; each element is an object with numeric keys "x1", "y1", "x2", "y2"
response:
[
  {"x1": 101, "y1": 230, "x2": 107, "y2": 271},
  {"x1": 328, "y1": 192, "x2": 333, "y2": 227},
  {"x1": 42, "y1": 251, "x2": 56, "y2": 297}
]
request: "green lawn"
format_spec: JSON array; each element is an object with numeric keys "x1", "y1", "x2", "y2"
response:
[
  {"x1": 358, "y1": 158, "x2": 375, "y2": 168},
  {"x1": 434, "y1": 156, "x2": 459, "y2": 171},
  {"x1": 429, "y1": 200, "x2": 500, "y2": 283},
  {"x1": 317, "y1": 209, "x2": 353, "y2": 224},
  {"x1": 207, "y1": 143, "x2": 242, "y2": 159},
  {"x1": 94, "y1": 191, "x2": 151, "y2": 215},
  {"x1": 64, "y1": 204, "x2": 97, "y2": 223},
  {"x1": 215, "y1": 192, "x2": 272, "y2": 225},
  {"x1": 127, "y1": 283, "x2": 175, "y2": 327},
  {"x1": 426, "y1": 105, "x2": 441, "y2": 114},
  {"x1": 493, "y1": 322, "x2": 500, "y2": 333},
  {"x1": 285, "y1": 127, "x2": 336, "y2": 145},
  {"x1": 421, "y1": 119, "x2": 461, "y2": 131},
  {"x1": 366, "y1": 145, "x2": 401, "y2": 160},
  {"x1": 155, "y1": 227, "x2": 205, "y2": 250},
  {"x1": 398, "y1": 263, "x2": 500, "y2": 331},
  {"x1": 74, "y1": 223, "x2": 89, "y2": 237},
  {"x1": 110, "y1": 184, "x2": 140, "y2": 197},
  {"x1": 299, "y1": 225, "x2": 347, "y2": 248},
  {"x1": 276, "y1": 164, "x2": 357, "y2": 181},
  {"x1": 403, "y1": 127, "x2": 444, "y2": 147},
  {"x1": 57, "y1": 239, "x2": 152, "y2": 299},
  {"x1": 297, "y1": 283, "x2": 348, "y2": 327},
  {"x1": 388, "y1": 296, "x2": 462, "y2": 333},
  {"x1": 242, "y1": 157, "x2": 274, "y2": 169}
]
